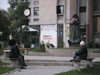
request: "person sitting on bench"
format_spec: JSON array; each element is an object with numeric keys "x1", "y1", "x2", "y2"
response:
[
  {"x1": 72, "y1": 41, "x2": 88, "y2": 60},
  {"x1": 9, "y1": 41, "x2": 27, "y2": 69}
]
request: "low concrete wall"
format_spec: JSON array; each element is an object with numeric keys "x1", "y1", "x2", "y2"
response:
[{"x1": 47, "y1": 49, "x2": 100, "y2": 57}]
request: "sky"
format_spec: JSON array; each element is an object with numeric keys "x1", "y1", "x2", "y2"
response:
[{"x1": 0, "y1": 0, "x2": 10, "y2": 11}]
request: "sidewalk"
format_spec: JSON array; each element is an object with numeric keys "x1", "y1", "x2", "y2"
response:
[
  {"x1": 24, "y1": 56, "x2": 100, "y2": 63},
  {"x1": 4, "y1": 66, "x2": 73, "y2": 75},
  {"x1": 1, "y1": 55, "x2": 100, "y2": 75}
]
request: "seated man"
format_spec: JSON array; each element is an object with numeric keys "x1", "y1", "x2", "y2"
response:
[
  {"x1": 9, "y1": 42, "x2": 27, "y2": 69},
  {"x1": 8, "y1": 37, "x2": 16, "y2": 47},
  {"x1": 72, "y1": 41, "x2": 88, "y2": 60}
]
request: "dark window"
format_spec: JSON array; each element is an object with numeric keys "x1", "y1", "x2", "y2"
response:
[
  {"x1": 93, "y1": 16, "x2": 100, "y2": 32},
  {"x1": 80, "y1": 6, "x2": 86, "y2": 12},
  {"x1": 34, "y1": 7, "x2": 39, "y2": 16},
  {"x1": 57, "y1": 24, "x2": 63, "y2": 48},
  {"x1": 93, "y1": 0, "x2": 100, "y2": 11},
  {"x1": 57, "y1": 5, "x2": 64, "y2": 14},
  {"x1": 93, "y1": 17, "x2": 97, "y2": 32},
  {"x1": 34, "y1": 18, "x2": 39, "y2": 22}
]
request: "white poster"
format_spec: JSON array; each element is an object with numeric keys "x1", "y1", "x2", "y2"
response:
[{"x1": 40, "y1": 25, "x2": 57, "y2": 47}]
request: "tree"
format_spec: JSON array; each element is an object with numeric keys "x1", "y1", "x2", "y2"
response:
[
  {"x1": 0, "y1": 10, "x2": 10, "y2": 41},
  {"x1": 8, "y1": 0, "x2": 29, "y2": 41}
]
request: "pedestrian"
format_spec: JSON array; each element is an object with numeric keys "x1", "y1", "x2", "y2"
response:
[
  {"x1": 9, "y1": 41, "x2": 27, "y2": 69},
  {"x1": 8, "y1": 37, "x2": 16, "y2": 47},
  {"x1": 72, "y1": 41, "x2": 88, "y2": 60}
]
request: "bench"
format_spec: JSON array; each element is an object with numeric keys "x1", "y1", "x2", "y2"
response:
[
  {"x1": 86, "y1": 58, "x2": 95, "y2": 67},
  {"x1": 70, "y1": 58, "x2": 95, "y2": 71},
  {"x1": 4, "y1": 48, "x2": 30, "y2": 58},
  {"x1": 10, "y1": 58, "x2": 20, "y2": 72},
  {"x1": 19, "y1": 48, "x2": 30, "y2": 55}
]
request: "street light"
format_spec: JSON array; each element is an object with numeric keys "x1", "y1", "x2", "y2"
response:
[
  {"x1": 24, "y1": 9, "x2": 30, "y2": 16},
  {"x1": 0, "y1": 32, "x2": 2, "y2": 35}
]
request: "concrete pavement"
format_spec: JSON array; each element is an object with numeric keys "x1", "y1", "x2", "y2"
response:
[
  {"x1": 5, "y1": 66, "x2": 73, "y2": 75},
  {"x1": 1, "y1": 55, "x2": 100, "y2": 75},
  {"x1": 24, "y1": 56, "x2": 100, "y2": 62}
]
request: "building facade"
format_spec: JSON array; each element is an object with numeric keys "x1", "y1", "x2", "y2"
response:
[{"x1": 28, "y1": 0, "x2": 100, "y2": 48}]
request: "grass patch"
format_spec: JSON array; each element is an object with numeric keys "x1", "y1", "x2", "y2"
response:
[
  {"x1": 0, "y1": 48, "x2": 4, "y2": 55},
  {"x1": 0, "y1": 67, "x2": 14, "y2": 75},
  {"x1": 51, "y1": 48, "x2": 74, "y2": 49},
  {"x1": 88, "y1": 48, "x2": 100, "y2": 50},
  {"x1": 55, "y1": 66, "x2": 100, "y2": 75},
  {"x1": 49, "y1": 48, "x2": 100, "y2": 50},
  {"x1": 28, "y1": 48, "x2": 46, "y2": 52},
  {"x1": 0, "y1": 61, "x2": 15, "y2": 75},
  {"x1": 0, "y1": 61, "x2": 8, "y2": 66}
]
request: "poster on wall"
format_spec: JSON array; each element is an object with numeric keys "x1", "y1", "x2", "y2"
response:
[
  {"x1": 43, "y1": 35, "x2": 52, "y2": 40},
  {"x1": 40, "y1": 25, "x2": 57, "y2": 47}
]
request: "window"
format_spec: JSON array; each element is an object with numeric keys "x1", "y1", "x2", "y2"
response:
[
  {"x1": 20, "y1": 0, "x2": 26, "y2": 2},
  {"x1": 93, "y1": 16, "x2": 100, "y2": 32},
  {"x1": 34, "y1": 18, "x2": 39, "y2": 22},
  {"x1": 93, "y1": 0, "x2": 100, "y2": 11},
  {"x1": 34, "y1": 7, "x2": 39, "y2": 16},
  {"x1": 33, "y1": 1, "x2": 39, "y2": 5},
  {"x1": 57, "y1": 5, "x2": 64, "y2": 14},
  {"x1": 80, "y1": 6, "x2": 86, "y2": 12},
  {"x1": 93, "y1": 0, "x2": 100, "y2": 32}
]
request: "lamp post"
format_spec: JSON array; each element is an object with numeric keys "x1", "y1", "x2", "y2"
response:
[{"x1": 0, "y1": 32, "x2": 2, "y2": 36}]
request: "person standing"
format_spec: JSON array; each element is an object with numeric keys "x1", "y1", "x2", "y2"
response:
[
  {"x1": 9, "y1": 42, "x2": 27, "y2": 69},
  {"x1": 72, "y1": 41, "x2": 88, "y2": 60}
]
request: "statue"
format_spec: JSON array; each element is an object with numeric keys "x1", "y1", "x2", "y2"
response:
[{"x1": 68, "y1": 14, "x2": 80, "y2": 44}]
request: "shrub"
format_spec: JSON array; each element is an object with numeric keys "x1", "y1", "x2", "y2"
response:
[
  {"x1": 58, "y1": 41, "x2": 64, "y2": 48},
  {"x1": 24, "y1": 41, "x2": 31, "y2": 48},
  {"x1": 40, "y1": 42, "x2": 46, "y2": 52}
]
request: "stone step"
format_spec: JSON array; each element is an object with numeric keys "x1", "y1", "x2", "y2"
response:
[
  {"x1": 26, "y1": 60, "x2": 72, "y2": 66},
  {"x1": 1, "y1": 56, "x2": 100, "y2": 67},
  {"x1": 28, "y1": 52, "x2": 53, "y2": 56},
  {"x1": 24, "y1": 56, "x2": 87, "y2": 66}
]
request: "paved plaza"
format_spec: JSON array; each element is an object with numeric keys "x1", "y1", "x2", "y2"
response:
[
  {"x1": 6, "y1": 66, "x2": 73, "y2": 75},
  {"x1": 1, "y1": 55, "x2": 100, "y2": 75}
]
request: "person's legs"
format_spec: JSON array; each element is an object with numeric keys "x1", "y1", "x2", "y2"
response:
[
  {"x1": 72, "y1": 54, "x2": 80, "y2": 67},
  {"x1": 21, "y1": 55, "x2": 27, "y2": 66},
  {"x1": 18, "y1": 55, "x2": 26, "y2": 69},
  {"x1": 73, "y1": 54, "x2": 80, "y2": 59}
]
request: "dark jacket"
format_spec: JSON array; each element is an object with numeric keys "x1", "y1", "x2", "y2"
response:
[
  {"x1": 8, "y1": 39, "x2": 16, "y2": 47},
  {"x1": 75, "y1": 45, "x2": 88, "y2": 60},
  {"x1": 9, "y1": 45, "x2": 21, "y2": 58}
]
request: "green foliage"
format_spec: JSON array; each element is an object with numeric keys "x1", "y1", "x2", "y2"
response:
[
  {"x1": 40, "y1": 42, "x2": 46, "y2": 52},
  {"x1": 8, "y1": 1, "x2": 29, "y2": 41},
  {"x1": 91, "y1": 42, "x2": 99, "y2": 48},
  {"x1": 29, "y1": 48, "x2": 41, "y2": 52},
  {"x1": 0, "y1": 67, "x2": 14, "y2": 75},
  {"x1": 0, "y1": 10, "x2": 10, "y2": 41},
  {"x1": 58, "y1": 41, "x2": 64, "y2": 48},
  {"x1": 24, "y1": 41, "x2": 31, "y2": 48},
  {"x1": 0, "y1": 48, "x2": 4, "y2": 56},
  {"x1": 0, "y1": 61, "x2": 14, "y2": 75}
]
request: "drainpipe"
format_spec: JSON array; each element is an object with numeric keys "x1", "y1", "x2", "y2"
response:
[
  {"x1": 77, "y1": 0, "x2": 80, "y2": 16},
  {"x1": 56, "y1": 0, "x2": 58, "y2": 48},
  {"x1": 86, "y1": 0, "x2": 90, "y2": 44},
  {"x1": 64, "y1": 0, "x2": 66, "y2": 48}
]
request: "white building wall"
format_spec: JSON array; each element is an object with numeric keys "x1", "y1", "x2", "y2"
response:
[
  {"x1": 39, "y1": 0, "x2": 57, "y2": 47},
  {"x1": 40, "y1": 25, "x2": 57, "y2": 47},
  {"x1": 39, "y1": 0, "x2": 57, "y2": 24},
  {"x1": 28, "y1": 0, "x2": 78, "y2": 48}
]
